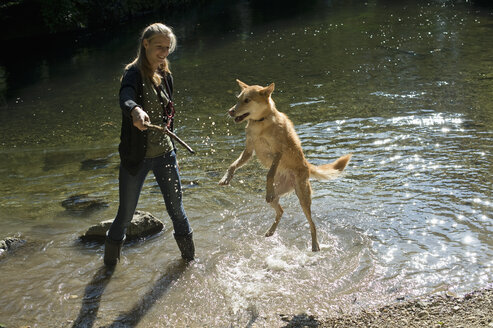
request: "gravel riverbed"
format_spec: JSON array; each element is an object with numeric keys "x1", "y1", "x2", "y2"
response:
[{"x1": 281, "y1": 287, "x2": 493, "y2": 328}]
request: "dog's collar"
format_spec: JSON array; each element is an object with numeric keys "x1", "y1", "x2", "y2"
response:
[{"x1": 252, "y1": 113, "x2": 271, "y2": 122}]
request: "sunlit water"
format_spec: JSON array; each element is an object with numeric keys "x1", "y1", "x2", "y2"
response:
[{"x1": 0, "y1": 0, "x2": 492, "y2": 327}]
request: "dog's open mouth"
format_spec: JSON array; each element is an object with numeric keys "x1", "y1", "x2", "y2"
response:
[{"x1": 234, "y1": 113, "x2": 249, "y2": 123}]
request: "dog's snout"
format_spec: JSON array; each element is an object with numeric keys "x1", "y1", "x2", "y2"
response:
[{"x1": 228, "y1": 107, "x2": 236, "y2": 117}]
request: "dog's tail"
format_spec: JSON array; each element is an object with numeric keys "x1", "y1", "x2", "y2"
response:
[{"x1": 308, "y1": 154, "x2": 352, "y2": 180}]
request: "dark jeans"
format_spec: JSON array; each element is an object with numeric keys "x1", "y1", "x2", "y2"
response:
[{"x1": 107, "y1": 151, "x2": 191, "y2": 241}]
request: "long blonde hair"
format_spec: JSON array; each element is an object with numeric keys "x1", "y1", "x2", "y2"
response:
[{"x1": 125, "y1": 23, "x2": 177, "y2": 85}]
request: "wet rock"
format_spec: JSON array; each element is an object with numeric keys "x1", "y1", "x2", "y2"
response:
[
  {"x1": 279, "y1": 313, "x2": 320, "y2": 327},
  {"x1": 80, "y1": 210, "x2": 164, "y2": 242},
  {"x1": 446, "y1": 290, "x2": 458, "y2": 298},
  {"x1": 0, "y1": 236, "x2": 26, "y2": 257},
  {"x1": 61, "y1": 194, "x2": 109, "y2": 214}
]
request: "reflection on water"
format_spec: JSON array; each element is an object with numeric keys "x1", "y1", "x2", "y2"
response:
[{"x1": 0, "y1": 0, "x2": 492, "y2": 326}]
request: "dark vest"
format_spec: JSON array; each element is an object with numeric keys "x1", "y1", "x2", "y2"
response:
[{"x1": 118, "y1": 65, "x2": 174, "y2": 175}]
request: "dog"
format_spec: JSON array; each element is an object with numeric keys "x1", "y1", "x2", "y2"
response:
[{"x1": 219, "y1": 80, "x2": 351, "y2": 251}]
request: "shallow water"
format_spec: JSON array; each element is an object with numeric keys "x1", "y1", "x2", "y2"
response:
[{"x1": 0, "y1": 0, "x2": 492, "y2": 327}]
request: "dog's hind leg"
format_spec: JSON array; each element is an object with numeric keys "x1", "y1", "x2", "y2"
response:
[
  {"x1": 266, "y1": 196, "x2": 283, "y2": 237},
  {"x1": 294, "y1": 174, "x2": 320, "y2": 252}
]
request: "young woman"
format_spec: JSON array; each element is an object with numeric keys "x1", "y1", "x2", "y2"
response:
[{"x1": 104, "y1": 23, "x2": 194, "y2": 266}]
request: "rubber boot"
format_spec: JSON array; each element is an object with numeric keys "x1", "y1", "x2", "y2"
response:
[
  {"x1": 174, "y1": 231, "x2": 195, "y2": 262},
  {"x1": 104, "y1": 232, "x2": 126, "y2": 266}
]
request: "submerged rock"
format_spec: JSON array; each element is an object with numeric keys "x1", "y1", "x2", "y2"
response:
[
  {"x1": 80, "y1": 211, "x2": 164, "y2": 242},
  {"x1": 0, "y1": 237, "x2": 26, "y2": 257},
  {"x1": 43, "y1": 151, "x2": 85, "y2": 171},
  {"x1": 80, "y1": 157, "x2": 111, "y2": 170},
  {"x1": 61, "y1": 194, "x2": 109, "y2": 214}
]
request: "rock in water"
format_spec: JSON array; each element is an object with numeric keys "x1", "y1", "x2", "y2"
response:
[
  {"x1": 80, "y1": 211, "x2": 164, "y2": 242},
  {"x1": 0, "y1": 237, "x2": 26, "y2": 257},
  {"x1": 61, "y1": 194, "x2": 109, "y2": 214}
]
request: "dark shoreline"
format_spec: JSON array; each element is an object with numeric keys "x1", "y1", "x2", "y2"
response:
[{"x1": 0, "y1": 0, "x2": 206, "y2": 41}]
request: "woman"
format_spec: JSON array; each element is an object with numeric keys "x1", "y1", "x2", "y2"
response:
[{"x1": 104, "y1": 23, "x2": 194, "y2": 266}]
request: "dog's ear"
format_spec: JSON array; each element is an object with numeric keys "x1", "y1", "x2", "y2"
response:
[
  {"x1": 260, "y1": 83, "x2": 275, "y2": 97},
  {"x1": 236, "y1": 79, "x2": 249, "y2": 90}
]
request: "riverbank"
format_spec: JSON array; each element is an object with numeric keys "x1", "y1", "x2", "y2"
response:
[
  {"x1": 0, "y1": 0, "x2": 208, "y2": 40},
  {"x1": 281, "y1": 287, "x2": 493, "y2": 327}
]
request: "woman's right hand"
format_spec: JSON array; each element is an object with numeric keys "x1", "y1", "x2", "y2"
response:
[{"x1": 131, "y1": 106, "x2": 150, "y2": 131}]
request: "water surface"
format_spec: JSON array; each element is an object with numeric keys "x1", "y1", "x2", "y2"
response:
[{"x1": 0, "y1": 0, "x2": 492, "y2": 327}]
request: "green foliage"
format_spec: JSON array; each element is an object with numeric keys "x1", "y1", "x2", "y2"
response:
[
  {"x1": 38, "y1": 0, "x2": 85, "y2": 32},
  {"x1": 0, "y1": 1, "x2": 21, "y2": 9},
  {"x1": 1, "y1": 0, "x2": 204, "y2": 37},
  {"x1": 40, "y1": 0, "x2": 200, "y2": 31}
]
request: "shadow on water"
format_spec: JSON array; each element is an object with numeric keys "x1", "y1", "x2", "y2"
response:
[
  {"x1": 103, "y1": 259, "x2": 187, "y2": 327},
  {"x1": 71, "y1": 266, "x2": 115, "y2": 328},
  {"x1": 72, "y1": 260, "x2": 187, "y2": 327}
]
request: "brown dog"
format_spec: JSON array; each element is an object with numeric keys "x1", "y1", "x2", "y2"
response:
[{"x1": 219, "y1": 80, "x2": 351, "y2": 251}]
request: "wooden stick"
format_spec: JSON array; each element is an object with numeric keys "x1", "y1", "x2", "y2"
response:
[{"x1": 145, "y1": 123, "x2": 195, "y2": 154}]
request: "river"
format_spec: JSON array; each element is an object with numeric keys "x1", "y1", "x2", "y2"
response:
[{"x1": 0, "y1": 0, "x2": 492, "y2": 327}]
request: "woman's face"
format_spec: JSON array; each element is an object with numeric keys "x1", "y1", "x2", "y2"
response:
[{"x1": 143, "y1": 34, "x2": 171, "y2": 70}]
